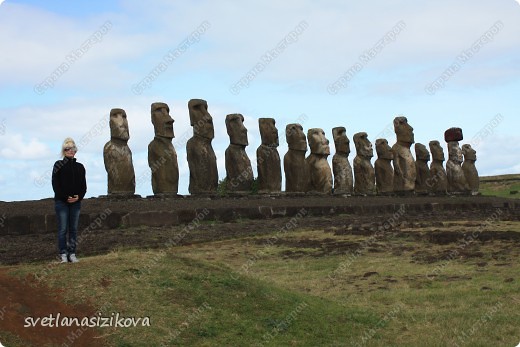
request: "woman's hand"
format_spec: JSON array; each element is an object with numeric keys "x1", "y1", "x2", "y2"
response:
[{"x1": 67, "y1": 195, "x2": 79, "y2": 203}]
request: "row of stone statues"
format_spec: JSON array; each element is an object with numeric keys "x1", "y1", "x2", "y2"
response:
[{"x1": 103, "y1": 100, "x2": 479, "y2": 197}]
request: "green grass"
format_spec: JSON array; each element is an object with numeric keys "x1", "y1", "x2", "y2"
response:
[
  {"x1": 479, "y1": 173, "x2": 520, "y2": 198},
  {"x1": 3, "y1": 221, "x2": 520, "y2": 346}
]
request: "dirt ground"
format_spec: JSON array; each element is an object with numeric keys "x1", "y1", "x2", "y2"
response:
[{"x1": 0, "y1": 269, "x2": 105, "y2": 346}]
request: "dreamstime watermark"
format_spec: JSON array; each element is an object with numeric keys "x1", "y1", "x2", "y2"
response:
[
  {"x1": 0, "y1": 302, "x2": 10, "y2": 321},
  {"x1": 374, "y1": 123, "x2": 394, "y2": 141},
  {"x1": 352, "y1": 302, "x2": 405, "y2": 347},
  {"x1": 327, "y1": 20, "x2": 406, "y2": 95},
  {"x1": 24, "y1": 312, "x2": 150, "y2": 328},
  {"x1": 452, "y1": 301, "x2": 503, "y2": 347},
  {"x1": 425, "y1": 20, "x2": 504, "y2": 95},
  {"x1": 34, "y1": 114, "x2": 109, "y2": 188},
  {"x1": 135, "y1": 148, "x2": 171, "y2": 188},
  {"x1": 132, "y1": 209, "x2": 210, "y2": 279},
  {"x1": 0, "y1": 213, "x2": 6, "y2": 228},
  {"x1": 469, "y1": 113, "x2": 504, "y2": 150},
  {"x1": 227, "y1": 166, "x2": 255, "y2": 191},
  {"x1": 281, "y1": 113, "x2": 309, "y2": 138},
  {"x1": 328, "y1": 205, "x2": 406, "y2": 281},
  {"x1": 426, "y1": 208, "x2": 503, "y2": 280},
  {"x1": 173, "y1": 113, "x2": 217, "y2": 153},
  {"x1": 0, "y1": 118, "x2": 6, "y2": 135},
  {"x1": 257, "y1": 302, "x2": 309, "y2": 346},
  {"x1": 425, "y1": 166, "x2": 447, "y2": 190},
  {"x1": 231, "y1": 208, "x2": 308, "y2": 279},
  {"x1": 373, "y1": 113, "x2": 407, "y2": 140},
  {"x1": 161, "y1": 302, "x2": 212, "y2": 345},
  {"x1": 34, "y1": 21, "x2": 113, "y2": 95},
  {"x1": 229, "y1": 20, "x2": 309, "y2": 95},
  {"x1": 132, "y1": 21, "x2": 211, "y2": 95}
]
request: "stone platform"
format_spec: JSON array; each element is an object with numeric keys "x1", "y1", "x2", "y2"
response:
[{"x1": 1, "y1": 194, "x2": 519, "y2": 236}]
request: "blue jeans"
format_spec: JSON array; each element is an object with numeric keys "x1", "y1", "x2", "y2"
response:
[{"x1": 55, "y1": 200, "x2": 81, "y2": 255}]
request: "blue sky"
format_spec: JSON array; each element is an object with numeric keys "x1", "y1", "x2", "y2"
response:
[{"x1": 0, "y1": 0, "x2": 519, "y2": 201}]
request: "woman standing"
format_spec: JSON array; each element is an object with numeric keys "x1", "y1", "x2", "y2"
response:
[{"x1": 51, "y1": 138, "x2": 87, "y2": 263}]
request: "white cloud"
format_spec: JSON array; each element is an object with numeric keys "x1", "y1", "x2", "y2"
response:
[
  {"x1": 2, "y1": 0, "x2": 519, "y2": 94},
  {"x1": 0, "y1": 134, "x2": 51, "y2": 159}
]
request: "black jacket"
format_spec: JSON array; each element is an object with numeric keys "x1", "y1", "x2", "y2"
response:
[{"x1": 52, "y1": 157, "x2": 87, "y2": 202}]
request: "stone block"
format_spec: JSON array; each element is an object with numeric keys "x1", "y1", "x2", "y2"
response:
[
  {"x1": 214, "y1": 208, "x2": 235, "y2": 222},
  {"x1": 444, "y1": 127, "x2": 463, "y2": 142},
  {"x1": 122, "y1": 211, "x2": 179, "y2": 227},
  {"x1": 7, "y1": 216, "x2": 31, "y2": 235},
  {"x1": 29, "y1": 215, "x2": 46, "y2": 234},
  {"x1": 178, "y1": 209, "x2": 197, "y2": 224}
]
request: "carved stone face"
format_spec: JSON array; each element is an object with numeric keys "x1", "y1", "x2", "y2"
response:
[
  {"x1": 447, "y1": 141, "x2": 463, "y2": 164},
  {"x1": 332, "y1": 127, "x2": 350, "y2": 155},
  {"x1": 151, "y1": 102, "x2": 174, "y2": 139},
  {"x1": 308, "y1": 128, "x2": 330, "y2": 155},
  {"x1": 110, "y1": 108, "x2": 129, "y2": 141},
  {"x1": 286, "y1": 123, "x2": 307, "y2": 151},
  {"x1": 353, "y1": 132, "x2": 373, "y2": 159},
  {"x1": 226, "y1": 114, "x2": 248, "y2": 146},
  {"x1": 259, "y1": 118, "x2": 279, "y2": 147},
  {"x1": 462, "y1": 144, "x2": 477, "y2": 161},
  {"x1": 188, "y1": 99, "x2": 214, "y2": 139},
  {"x1": 415, "y1": 143, "x2": 430, "y2": 161},
  {"x1": 376, "y1": 138, "x2": 393, "y2": 160},
  {"x1": 394, "y1": 116, "x2": 414, "y2": 144},
  {"x1": 429, "y1": 140, "x2": 445, "y2": 161}
]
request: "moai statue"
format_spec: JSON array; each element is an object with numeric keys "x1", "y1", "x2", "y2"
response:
[
  {"x1": 257, "y1": 118, "x2": 282, "y2": 193},
  {"x1": 306, "y1": 128, "x2": 332, "y2": 194},
  {"x1": 332, "y1": 127, "x2": 353, "y2": 195},
  {"x1": 462, "y1": 144, "x2": 479, "y2": 195},
  {"x1": 428, "y1": 140, "x2": 448, "y2": 195},
  {"x1": 445, "y1": 128, "x2": 468, "y2": 194},
  {"x1": 186, "y1": 99, "x2": 218, "y2": 195},
  {"x1": 225, "y1": 114, "x2": 253, "y2": 193},
  {"x1": 148, "y1": 102, "x2": 179, "y2": 195},
  {"x1": 284, "y1": 123, "x2": 310, "y2": 193},
  {"x1": 392, "y1": 116, "x2": 416, "y2": 194},
  {"x1": 414, "y1": 143, "x2": 432, "y2": 195},
  {"x1": 353, "y1": 132, "x2": 375, "y2": 195},
  {"x1": 375, "y1": 138, "x2": 394, "y2": 195},
  {"x1": 103, "y1": 108, "x2": 136, "y2": 196}
]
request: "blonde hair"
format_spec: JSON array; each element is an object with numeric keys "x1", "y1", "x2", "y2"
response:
[{"x1": 61, "y1": 137, "x2": 78, "y2": 158}]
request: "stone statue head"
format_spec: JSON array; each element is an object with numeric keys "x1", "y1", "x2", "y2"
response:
[
  {"x1": 353, "y1": 132, "x2": 373, "y2": 159},
  {"x1": 188, "y1": 99, "x2": 214, "y2": 140},
  {"x1": 332, "y1": 127, "x2": 350, "y2": 156},
  {"x1": 447, "y1": 141, "x2": 463, "y2": 164},
  {"x1": 151, "y1": 102, "x2": 174, "y2": 139},
  {"x1": 415, "y1": 143, "x2": 430, "y2": 161},
  {"x1": 307, "y1": 128, "x2": 330, "y2": 155},
  {"x1": 259, "y1": 118, "x2": 279, "y2": 147},
  {"x1": 375, "y1": 138, "x2": 393, "y2": 160},
  {"x1": 462, "y1": 144, "x2": 477, "y2": 161},
  {"x1": 393, "y1": 116, "x2": 414, "y2": 145},
  {"x1": 286, "y1": 123, "x2": 307, "y2": 151},
  {"x1": 429, "y1": 140, "x2": 445, "y2": 161},
  {"x1": 226, "y1": 113, "x2": 248, "y2": 146},
  {"x1": 109, "y1": 108, "x2": 129, "y2": 141}
]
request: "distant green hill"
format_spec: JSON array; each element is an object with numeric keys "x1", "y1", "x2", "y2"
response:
[{"x1": 480, "y1": 174, "x2": 520, "y2": 198}]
